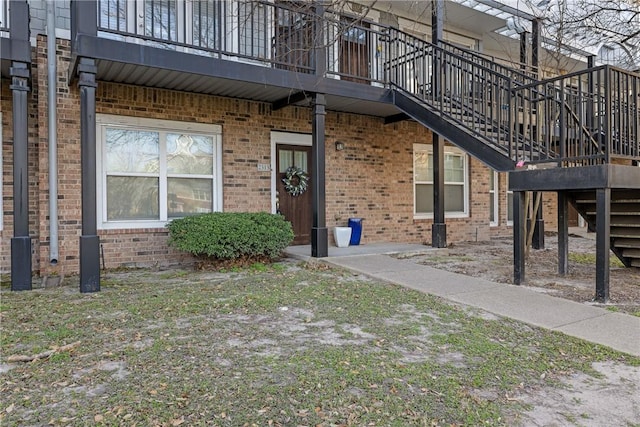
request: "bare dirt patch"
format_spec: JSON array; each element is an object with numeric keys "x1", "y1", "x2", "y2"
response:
[{"x1": 400, "y1": 231, "x2": 640, "y2": 315}]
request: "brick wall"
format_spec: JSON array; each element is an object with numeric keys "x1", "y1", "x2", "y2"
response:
[{"x1": 2, "y1": 36, "x2": 561, "y2": 276}]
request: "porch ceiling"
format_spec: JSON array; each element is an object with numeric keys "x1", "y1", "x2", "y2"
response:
[{"x1": 94, "y1": 59, "x2": 400, "y2": 118}]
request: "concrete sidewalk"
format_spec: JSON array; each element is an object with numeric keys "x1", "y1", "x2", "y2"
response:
[{"x1": 285, "y1": 244, "x2": 640, "y2": 357}]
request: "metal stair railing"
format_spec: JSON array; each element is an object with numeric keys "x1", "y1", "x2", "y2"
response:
[
  {"x1": 438, "y1": 40, "x2": 538, "y2": 85},
  {"x1": 384, "y1": 28, "x2": 542, "y2": 165},
  {"x1": 511, "y1": 65, "x2": 640, "y2": 166}
]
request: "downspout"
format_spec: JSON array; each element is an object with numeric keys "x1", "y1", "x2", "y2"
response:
[{"x1": 47, "y1": 2, "x2": 59, "y2": 265}]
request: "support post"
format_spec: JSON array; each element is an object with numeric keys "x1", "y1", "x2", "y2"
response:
[
  {"x1": 431, "y1": 1, "x2": 443, "y2": 100},
  {"x1": 530, "y1": 19, "x2": 545, "y2": 250},
  {"x1": 587, "y1": 55, "x2": 596, "y2": 135},
  {"x1": 431, "y1": 133, "x2": 446, "y2": 248},
  {"x1": 531, "y1": 19, "x2": 541, "y2": 76},
  {"x1": 519, "y1": 31, "x2": 528, "y2": 69},
  {"x1": 431, "y1": 1, "x2": 443, "y2": 44},
  {"x1": 78, "y1": 58, "x2": 100, "y2": 292},
  {"x1": 513, "y1": 190, "x2": 526, "y2": 285},
  {"x1": 311, "y1": 93, "x2": 328, "y2": 258},
  {"x1": 10, "y1": 62, "x2": 32, "y2": 291},
  {"x1": 595, "y1": 188, "x2": 610, "y2": 302},
  {"x1": 557, "y1": 191, "x2": 568, "y2": 275}
]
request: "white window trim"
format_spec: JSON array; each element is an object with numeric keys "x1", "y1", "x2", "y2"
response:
[
  {"x1": 270, "y1": 131, "x2": 312, "y2": 214},
  {"x1": 413, "y1": 143, "x2": 469, "y2": 219},
  {"x1": 489, "y1": 170, "x2": 498, "y2": 227},
  {"x1": 506, "y1": 173, "x2": 514, "y2": 226},
  {"x1": 96, "y1": 114, "x2": 223, "y2": 230}
]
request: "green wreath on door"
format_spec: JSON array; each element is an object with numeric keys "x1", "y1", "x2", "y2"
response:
[{"x1": 282, "y1": 166, "x2": 309, "y2": 197}]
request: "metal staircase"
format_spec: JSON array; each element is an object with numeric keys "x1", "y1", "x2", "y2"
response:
[
  {"x1": 384, "y1": 28, "x2": 639, "y2": 171},
  {"x1": 571, "y1": 190, "x2": 640, "y2": 268},
  {"x1": 382, "y1": 29, "x2": 640, "y2": 295}
]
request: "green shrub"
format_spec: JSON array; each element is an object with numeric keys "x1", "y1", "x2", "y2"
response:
[{"x1": 167, "y1": 212, "x2": 294, "y2": 260}]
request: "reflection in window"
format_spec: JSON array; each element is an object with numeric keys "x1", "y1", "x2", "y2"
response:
[
  {"x1": 238, "y1": 1, "x2": 268, "y2": 57},
  {"x1": 414, "y1": 144, "x2": 468, "y2": 216},
  {"x1": 99, "y1": 0, "x2": 127, "y2": 32},
  {"x1": 192, "y1": 0, "x2": 224, "y2": 50},
  {"x1": 100, "y1": 119, "x2": 219, "y2": 224},
  {"x1": 144, "y1": 0, "x2": 177, "y2": 41}
]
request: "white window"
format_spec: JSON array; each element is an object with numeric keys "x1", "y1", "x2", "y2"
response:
[
  {"x1": 96, "y1": 115, "x2": 222, "y2": 229},
  {"x1": 489, "y1": 170, "x2": 498, "y2": 226},
  {"x1": 413, "y1": 144, "x2": 468, "y2": 218}
]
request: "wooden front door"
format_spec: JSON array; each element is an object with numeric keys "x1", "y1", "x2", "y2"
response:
[
  {"x1": 340, "y1": 20, "x2": 370, "y2": 83},
  {"x1": 276, "y1": 144, "x2": 312, "y2": 245}
]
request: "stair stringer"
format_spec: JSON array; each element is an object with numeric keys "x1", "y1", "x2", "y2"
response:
[
  {"x1": 392, "y1": 90, "x2": 515, "y2": 172},
  {"x1": 568, "y1": 189, "x2": 640, "y2": 268}
]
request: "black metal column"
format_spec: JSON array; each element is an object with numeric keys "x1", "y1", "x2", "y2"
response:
[
  {"x1": 10, "y1": 62, "x2": 32, "y2": 291},
  {"x1": 78, "y1": 58, "x2": 100, "y2": 292},
  {"x1": 530, "y1": 18, "x2": 545, "y2": 250},
  {"x1": 595, "y1": 188, "x2": 610, "y2": 302},
  {"x1": 513, "y1": 191, "x2": 526, "y2": 285},
  {"x1": 431, "y1": 1, "x2": 443, "y2": 43},
  {"x1": 311, "y1": 93, "x2": 328, "y2": 258},
  {"x1": 432, "y1": 133, "x2": 446, "y2": 248},
  {"x1": 557, "y1": 191, "x2": 568, "y2": 275},
  {"x1": 519, "y1": 32, "x2": 527, "y2": 68}
]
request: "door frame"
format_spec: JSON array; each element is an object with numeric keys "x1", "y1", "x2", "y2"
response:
[{"x1": 270, "y1": 131, "x2": 313, "y2": 214}]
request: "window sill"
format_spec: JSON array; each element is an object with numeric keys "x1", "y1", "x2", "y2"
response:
[{"x1": 413, "y1": 212, "x2": 469, "y2": 220}]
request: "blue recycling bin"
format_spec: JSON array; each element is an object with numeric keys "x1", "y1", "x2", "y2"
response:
[{"x1": 348, "y1": 218, "x2": 363, "y2": 246}]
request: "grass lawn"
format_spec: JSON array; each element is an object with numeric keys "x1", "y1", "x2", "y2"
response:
[{"x1": 1, "y1": 260, "x2": 638, "y2": 426}]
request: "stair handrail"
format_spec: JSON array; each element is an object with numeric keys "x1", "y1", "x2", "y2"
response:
[
  {"x1": 385, "y1": 28, "x2": 552, "y2": 166},
  {"x1": 438, "y1": 40, "x2": 538, "y2": 85},
  {"x1": 512, "y1": 64, "x2": 640, "y2": 166}
]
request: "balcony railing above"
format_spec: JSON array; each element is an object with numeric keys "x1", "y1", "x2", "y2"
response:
[
  {"x1": 83, "y1": 1, "x2": 640, "y2": 169},
  {"x1": 512, "y1": 66, "x2": 640, "y2": 166}
]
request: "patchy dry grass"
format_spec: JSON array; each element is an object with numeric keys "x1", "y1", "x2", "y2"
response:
[{"x1": 1, "y1": 260, "x2": 637, "y2": 426}]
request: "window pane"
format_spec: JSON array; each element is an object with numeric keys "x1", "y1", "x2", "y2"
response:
[
  {"x1": 193, "y1": 0, "x2": 223, "y2": 49},
  {"x1": 167, "y1": 134, "x2": 214, "y2": 174},
  {"x1": 444, "y1": 154, "x2": 464, "y2": 182},
  {"x1": 490, "y1": 192, "x2": 496, "y2": 222},
  {"x1": 107, "y1": 176, "x2": 159, "y2": 220},
  {"x1": 489, "y1": 170, "x2": 495, "y2": 187},
  {"x1": 106, "y1": 128, "x2": 159, "y2": 173},
  {"x1": 294, "y1": 151, "x2": 307, "y2": 170},
  {"x1": 99, "y1": 0, "x2": 126, "y2": 31},
  {"x1": 415, "y1": 183, "x2": 433, "y2": 214},
  {"x1": 239, "y1": 1, "x2": 267, "y2": 57},
  {"x1": 444, "y1": 184, "x2": 464, "y2": 211},
  {"x1": 168, "y1": 178, "x2": 213, "y2": 218},
  {"x1": 507, "y1": 192, "x2": 514, "y2": 222},
  {"x1": 144, "y1": 0, "x2": 176, "y2": 41},
  {"x1": 414, "y1": 151, "x2": 431, "y2": 182},
  {"x1": 279, "y1": 150, "x2": 293, "y2": 172}
]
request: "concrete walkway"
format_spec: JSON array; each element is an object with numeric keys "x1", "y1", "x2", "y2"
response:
[{"x1": 285, "y1": 243, "x2": 640, "y2": 357}]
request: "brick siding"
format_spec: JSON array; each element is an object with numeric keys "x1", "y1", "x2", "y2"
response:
[{"x1": 0, "y1": 36, "x2": 557, "y2": 276}]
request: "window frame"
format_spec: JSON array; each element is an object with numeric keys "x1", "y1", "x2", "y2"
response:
[
  {"x1": 96, "y1": 114, "x2": 223, "y2": 230},
  {"x1": 413, "y1": 143, "x2": 469, "y2": 219},
  {"x1": 506, "y1": 173, "x2": 514, "y2": 226},
  {"x1": 489, "y1": 170, "x2": 498, "y2": 226}
]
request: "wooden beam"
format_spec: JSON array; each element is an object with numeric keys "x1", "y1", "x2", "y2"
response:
[
  {"x1": 384, "y1": 113, "x2": 410, "y2": 125},
  {"x1": 272, "y1": 91, "x2": 309, "y2": 111}
]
